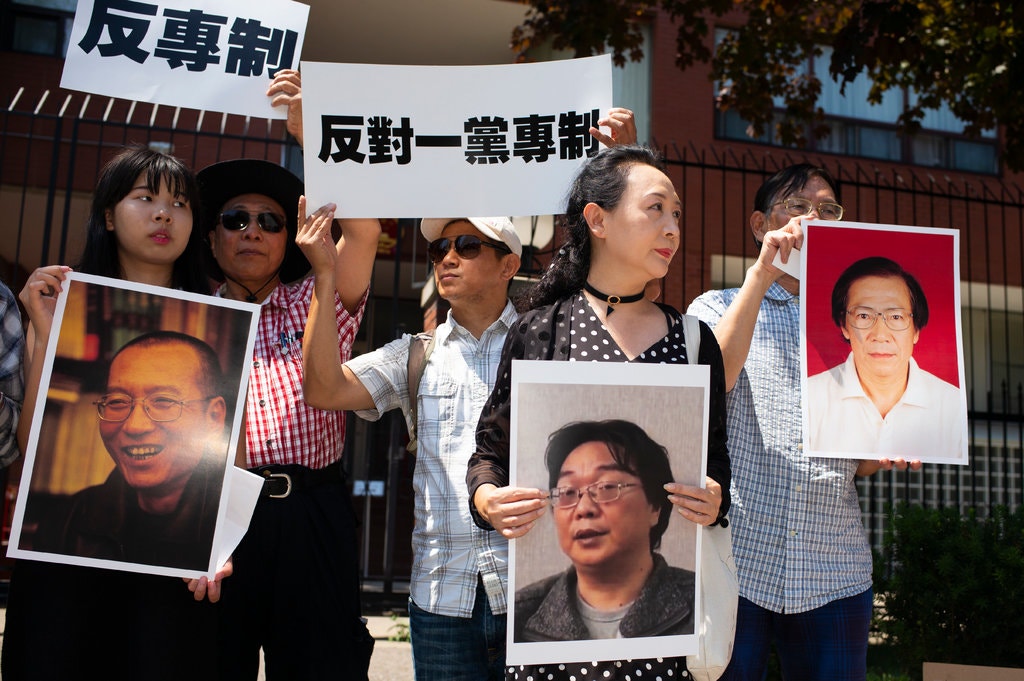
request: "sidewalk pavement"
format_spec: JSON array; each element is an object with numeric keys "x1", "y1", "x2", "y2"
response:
[{"x1": 366, "y1": 615, "x2": 414, "y2": 681}]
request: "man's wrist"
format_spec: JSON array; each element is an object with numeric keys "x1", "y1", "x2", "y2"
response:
[
  {"x1": 473, "y1": 484, "x2": 496, "y2": 523},
  {"x1": 743, "y1": 264, "x2": 779, "y2": 296}
]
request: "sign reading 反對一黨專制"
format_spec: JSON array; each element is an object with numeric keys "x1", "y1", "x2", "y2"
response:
[{"x1": 299, "y1": 55, "x2": 614, "y2": 218}]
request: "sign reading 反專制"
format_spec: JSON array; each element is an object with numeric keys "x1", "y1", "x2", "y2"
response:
[
  {"x1": 61, "y1": 0, "x2": 309, "y2": 119},
  {"x1": 300, "y1": 55, "x2": 614, "y2": 218}
]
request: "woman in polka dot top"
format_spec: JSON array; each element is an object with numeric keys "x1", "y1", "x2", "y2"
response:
[{"x1": 467, "y1": 145, "x2": 731, "y2": 680}]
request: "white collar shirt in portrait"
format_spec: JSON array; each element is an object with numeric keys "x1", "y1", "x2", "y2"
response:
[{"x1": 806, "y1": 353, "x2": 966, "y2": 461}]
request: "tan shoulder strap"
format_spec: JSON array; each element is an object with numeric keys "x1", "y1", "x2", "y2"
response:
[{"x1": 406, "y1": 332, "x2": 436, "y2": 452}]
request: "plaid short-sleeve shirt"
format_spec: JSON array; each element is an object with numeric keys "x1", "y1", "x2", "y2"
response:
[
  {"x1": 0, "y1": 281, "x2": 24, "y2": 468},
  {"x1": 345, "y1": 302, "x2": 517, "y2": 618},
  {"x1": 688, "y1": 283, "x2": 872, "y2": 614}
]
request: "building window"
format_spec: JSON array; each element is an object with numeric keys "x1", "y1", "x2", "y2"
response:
[
  {"x1": 713, "y1": 32, "x2": 999, "y2": 174},
  {"x1": 3, "y1": 0, "x2": 75, "y2": 58},
  {"x1": 525, "y1": 25, "x2": 653, "y2": 145},
  {"x1": 608, "y1": 25, "x2": 652, "y2": 145},
  {"x1": 962, "y1": 283, "x2": 1024, "y2": 417}
]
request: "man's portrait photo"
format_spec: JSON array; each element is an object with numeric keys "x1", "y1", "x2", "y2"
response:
[
  {"x1": 508, "y1": 361, "x2": 708, "y2": 665},
  {"x1": 514, "y1": 419, "x2": 695, "y2": 642},
  {"x1": 10, "y1": 274, "x2": 258, "y2": 576},
  {"x1": 802, "y1": 222, "x2": 968, "y2": 464}
]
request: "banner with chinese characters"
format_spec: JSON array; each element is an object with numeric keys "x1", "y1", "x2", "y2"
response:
[
  {"x1": 61, "y1": 0, "x2": 309, "y2": 119},
  {"x1": 300, "y1": 55, "x2": 614, "y2": 218}
]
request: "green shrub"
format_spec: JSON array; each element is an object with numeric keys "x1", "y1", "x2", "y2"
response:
[{"x1": 874, "y1": 504, "x2": 1024, "y2": 677}]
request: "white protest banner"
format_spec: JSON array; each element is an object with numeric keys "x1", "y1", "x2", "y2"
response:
[
  {"x1": 61, "y1": 0, "x2": 309, "y2": 119},
  {"x1": 300, "y1": 55, "x2": 614, "y2": 218}
]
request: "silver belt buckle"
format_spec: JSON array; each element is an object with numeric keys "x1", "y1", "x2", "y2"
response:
[{"x1": 266, "y1": 472, "x2": 292, "y2": 498}]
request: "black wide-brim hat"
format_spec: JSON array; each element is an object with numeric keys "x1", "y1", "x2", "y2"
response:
[{"x1": 197, "y1": 159, "x2": 310, "y2": 285}]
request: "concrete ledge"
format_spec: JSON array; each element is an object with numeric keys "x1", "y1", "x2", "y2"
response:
[{"x1": 924, "y1": 663, "x2": 1024, "y2": 680}]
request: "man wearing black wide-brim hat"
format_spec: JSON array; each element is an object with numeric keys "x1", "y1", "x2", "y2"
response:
[{"x1": 198, "y1": 75, "x2": 380, "y2": 680}]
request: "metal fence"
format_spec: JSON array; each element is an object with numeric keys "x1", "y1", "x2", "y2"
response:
[
  {"x1": 3, "y1": 88, "x2": 1022, "y2": 567},
  {"x1": 0, "y1": 86, "x2": 300, "y2": 287}
]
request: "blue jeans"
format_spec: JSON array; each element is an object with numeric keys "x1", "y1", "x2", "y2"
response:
[
  {"x1": 408, "y1": 578, "x2": 506, "y2": 681},
  {"x1": 721, "y1": 588, "x2": 873, "y2": 681}
]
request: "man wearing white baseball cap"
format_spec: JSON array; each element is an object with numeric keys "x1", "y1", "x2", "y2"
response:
[
  {"x1": 267, "y1": 65, "x2": 637, "y2": 677},
  {"x1": 301, "y1": 213, "x2": 520, "y2": 680}
]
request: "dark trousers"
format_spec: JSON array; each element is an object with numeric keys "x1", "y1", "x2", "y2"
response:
[
  {"x1": 408, "y1": 578, "x2": 507, "y2": 681},
  {"x1": 2, "y1": 560, "x2": 220, "y2": 680},
  {"x1": 721, "y1": 588, "x2": 873, "y2": 681},
  {"x1": 217, "y1": 478, "x2": 371, "y2": 680}
]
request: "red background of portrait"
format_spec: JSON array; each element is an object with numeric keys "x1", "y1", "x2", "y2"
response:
[{"x1": 803, "y1": 222, "x2": 961, "y2": 387}]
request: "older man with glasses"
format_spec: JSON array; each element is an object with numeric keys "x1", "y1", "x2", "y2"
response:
[
  {"x1": 513, "y1": 419, "x2": 695, "y2": 643},
  {"x1": 688, "y1": 164, "x2": 917, "y2": 681},
  {"x1": 806, "y1": 256, "x2": 964, "y2": 459},
  {"x1": 32, "y1": 331, "x2": 228, "y2": 571}
]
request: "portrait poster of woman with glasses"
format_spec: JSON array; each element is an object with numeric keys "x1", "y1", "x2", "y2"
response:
[
  {"x1": 507, "y1": 360, "x2": 709, "y2": 665},
  {"x1": 9, "y1": 273, "x2": 259, "y2": 577},
  {"x1": 801, "y1": 222, "x2": 968, "y2": 465}
]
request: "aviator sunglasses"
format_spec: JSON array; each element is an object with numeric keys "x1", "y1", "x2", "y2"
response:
[
  {"x1": 427, "y1": 234, "x2": 511, "y2": 264},
  {"x1": 218, "y1": 209, "x2": 287, "y2": 233}
]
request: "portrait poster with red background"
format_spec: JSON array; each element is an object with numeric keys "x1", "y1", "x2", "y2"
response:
[{"x1": 800, "y1": 221, "x2": 969, "y2": 464}]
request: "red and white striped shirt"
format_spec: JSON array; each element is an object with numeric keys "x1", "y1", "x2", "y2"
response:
[{"x1": 233, "y1": 277, "x2": 366, "y2": 469}]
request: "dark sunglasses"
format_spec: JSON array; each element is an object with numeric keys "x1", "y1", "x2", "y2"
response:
[
  {"x1": 218, "y1": 209, "x2": 287, "y2": 233},
  {"x1": 427, "y1": 235, "x2": 511, "y2": 264}
]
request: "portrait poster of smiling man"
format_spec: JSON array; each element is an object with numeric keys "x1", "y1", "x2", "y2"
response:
[
  {"x1": 800, "y1": 221, "x2": 969, "y2": 465},
  {"x1": 8, "y1": 273, "x2": 262, "y2": 579},
  {"x1": 507, "y1": 360, "x2": 710, "y2": 665}
]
